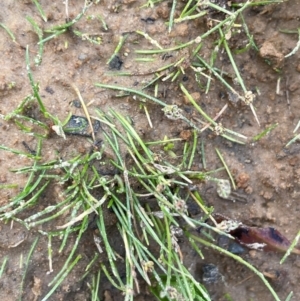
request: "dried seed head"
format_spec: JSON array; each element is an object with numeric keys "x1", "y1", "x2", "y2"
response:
[
  {"x1": 162, "y1": 105, "x2": 183, "y2": 120},
  {"x1": 214, "y1": 123, "x2": 224, "y2": 135},
  {"x1": 217, "y1": 179, "x2": 231, "y2": 199},
  {"x1": 174, "y1": 198, "x2": 187, "y2": 213},
  {"x1": 244, "y1": 90, "x2": 255, "y2": 105}
]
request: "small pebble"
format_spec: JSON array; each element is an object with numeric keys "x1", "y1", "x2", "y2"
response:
[
  {"x1": 78, "y1": 53, "x2": 88, "y2": 61},
  {"x1": 202, "y1": 264, "x2": 222, "y2": 284}
]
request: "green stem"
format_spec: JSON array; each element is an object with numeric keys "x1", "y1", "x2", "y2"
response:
[
  {"x1": 219, "y1": 28, "x2": 247, "y2": 93},
  {"x1": 95, "y1": 83, "x2": 167, "y2": 106}
]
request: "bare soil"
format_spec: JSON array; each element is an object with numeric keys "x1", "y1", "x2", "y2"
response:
[{"x1": 1, "y1": 1, "x2": 300, "y2": 300}]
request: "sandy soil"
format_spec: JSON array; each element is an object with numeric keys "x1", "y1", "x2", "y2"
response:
[{"x1": 0, "y1": 0, "x2": 300, "y2": 300}]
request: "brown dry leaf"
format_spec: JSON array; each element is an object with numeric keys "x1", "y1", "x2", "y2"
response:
[
  {"x1": 214, "y1": 214, "x2": 300, "y2": 254},
  {"x1": 230, "y1": 226, "x2": 300, "y2": 254}
]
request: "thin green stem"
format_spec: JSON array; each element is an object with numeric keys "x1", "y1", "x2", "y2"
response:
[
  {"x1": 19, "y1": 237, "x2": 39, "y2": 301},
  {"x1": 95, "y1": 83, "x2": 167, "y2": 106},
  {"x1": 215, "y1": 148, "x2": 236, "y2": 190}
]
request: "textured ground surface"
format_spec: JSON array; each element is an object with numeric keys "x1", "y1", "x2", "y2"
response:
[{"x1": 0, "y1": 1, "x2": 300, "y2": 300}]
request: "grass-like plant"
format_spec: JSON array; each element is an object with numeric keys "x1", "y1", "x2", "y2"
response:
[
  {"x1": 0, "y1": 102, "x2": 286, "y2": 300},
  {"x1": 0, "y1": 102, "x2": 216, "y2": 300}
]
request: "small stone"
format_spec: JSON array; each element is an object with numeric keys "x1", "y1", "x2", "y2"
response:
[
  {"x1": 262, "y1": 190, "x2": 273, "y2": 200},
  {"x1": 63, "y1": 115, "x2": 100, "y2": 137},
  {"x1": 245, "y1": 186, "x2": 253, "y2": 194},
  {"x1": 202, "y1": 264, "x2": 222, "y2": 284},
  {"x1": 236, "y1": 172, "x2": 250, "y2": 188},
  {"x1": 156, "y1": 3, "x2": 169, "y2": 19},
  {"x1": 180, "y1": 129, "x2": 192, "y2": 140},
  {"x1": 78, "y1": 53, "x2": 88, "y2": 61},
  {"x1": 228, "y1": 242, "x2": 246, "y2": 254},
  {"x1": 259, "y1": 40, "x2": 284, "y2": 67},
  {"x1": 249, "y1": 250, "x2": 257, "y2": 258},
  {"x1": 45, "y1": 86, "x2": 54, "y2": 94},
  {"x1": 72, "y1": 99, "x2": 81, "y2": 108},
  {"x1": 279, "y1": 182, "x2": 286, "y2": 190},
  {"x1": 109, "y1": 55, "x2": 123, "y2": 70}
]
